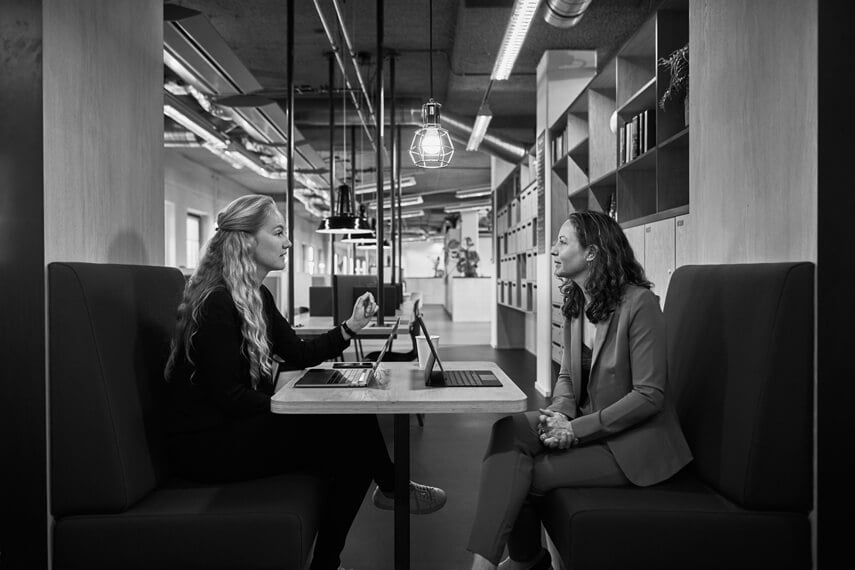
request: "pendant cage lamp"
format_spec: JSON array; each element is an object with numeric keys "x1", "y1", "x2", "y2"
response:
[
  {"x1": 410, "y1": 0, "x2": 453, "y2": 168},
  {"x1": 316, "y1": 184, "x2": 371, "y2": 234},
  {"x1": 410, "y1": 99, "x2": 454, "y2": 168}
]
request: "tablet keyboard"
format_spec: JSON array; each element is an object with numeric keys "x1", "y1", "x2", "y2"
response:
[
  {"x1": 442, "y1": 370, "x2": 502, "y2": 387},
  {"x1": 330, "y1": 368, "x2": 370, "y2": 386}
]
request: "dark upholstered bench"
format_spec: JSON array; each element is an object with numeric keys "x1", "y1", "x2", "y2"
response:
[
  {"x1": 49, "y1": 262, "x2": 325, "y2": 570},
  {"x1": 542, "y1": 262, "x2": 814, "y2": 570}
]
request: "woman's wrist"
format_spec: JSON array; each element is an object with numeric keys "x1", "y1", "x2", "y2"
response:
[{"x1": 341, "y1": 319, "x2": 358, "y2": 338}]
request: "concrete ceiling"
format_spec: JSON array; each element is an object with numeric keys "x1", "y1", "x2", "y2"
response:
[{"x1": 164, "y1": 0, "x2": 656, "y2": 233}]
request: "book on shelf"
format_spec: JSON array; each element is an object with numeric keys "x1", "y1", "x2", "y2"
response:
[{"x1": 619, "y1": 125, "x2": 626, "y2": 165}]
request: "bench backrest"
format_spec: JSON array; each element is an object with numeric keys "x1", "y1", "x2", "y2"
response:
[
  {"x1": 49, "y1": 262, "x2": 185, "y2": 516},
  {"x1": 664, "y1": 262, "x2": 814, "y2": 512}
]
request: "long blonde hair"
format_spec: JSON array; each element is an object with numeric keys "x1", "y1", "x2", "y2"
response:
[{"x1": 165, "y1": 194, "x2": 278, "y2": 388}]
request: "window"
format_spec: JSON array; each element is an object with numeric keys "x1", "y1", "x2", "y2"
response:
[
  {"x1": 306, "y1": 246, "x2": 315, "y2": 275},
  {"x1": 186, "y1": 213, "x2": 202, "y2": 268},
  {"x1": 164, "y1": 201, "x2": 176, "y2": 267}
]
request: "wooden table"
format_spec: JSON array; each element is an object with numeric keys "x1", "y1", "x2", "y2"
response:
[
  {"x1": 293, "y1": 317, "x2": 406, "y2": 360},
  {"x1": 272, "y1": 361, "x2": 527, "y2": 570}
]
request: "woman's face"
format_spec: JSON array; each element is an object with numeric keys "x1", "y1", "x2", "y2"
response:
[
  {"x1": 253, "y1": 208, "x2": 291, "y2": 274},
  {"x1": 551, "y1": 219, "x2": 592, "y2": 281}
]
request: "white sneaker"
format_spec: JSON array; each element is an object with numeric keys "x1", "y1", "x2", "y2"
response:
[{"x1": 372, "y1": 481, "x2": 447, "y2": 514}]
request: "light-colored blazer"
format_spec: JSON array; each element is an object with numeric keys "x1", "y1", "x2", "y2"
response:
[{"x1": 548, "y1": 285, "x2": 692, "y2": 486}]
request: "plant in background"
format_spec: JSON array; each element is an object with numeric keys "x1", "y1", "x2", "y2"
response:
[
  {"x1": 658, "y1": 43, "x2": 689, "y2": 110},
  {"x1": 454, "y1": 236, "x2": 480, "y2": 277}
]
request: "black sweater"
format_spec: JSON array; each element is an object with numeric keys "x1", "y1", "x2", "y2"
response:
[{"x1": 166, "y1": 285, "x2": 349, "y2": 435}]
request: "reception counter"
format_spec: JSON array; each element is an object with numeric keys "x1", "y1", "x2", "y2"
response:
[{"x1": 446, "y1": 276, "x2": 491, "y2": 322}]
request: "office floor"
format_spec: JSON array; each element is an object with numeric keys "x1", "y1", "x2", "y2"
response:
[{"x1": 339, "y1": 304, "x2": 550, "y2": 570}]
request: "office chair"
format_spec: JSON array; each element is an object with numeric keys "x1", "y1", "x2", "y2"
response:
[{"x1": 364, "y1": 300, "x2": 425, "y2": 426}]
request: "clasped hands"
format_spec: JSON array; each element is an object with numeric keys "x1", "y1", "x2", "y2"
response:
[
  {"x1": 538, "y1": 408, "x2": 579, "y2": 450},
  {"x1": 346, "y1": 291, "x2": 379, "y2": 333}
]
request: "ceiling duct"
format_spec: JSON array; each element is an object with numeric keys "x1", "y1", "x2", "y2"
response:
[
  {"x1": 543, "y1": 0, "x2": 594, "y2": 28},
  {"x1": 163, "y1": 10, "x2": 337, "y2": 214},
  {"x1": 438, "y1": 110, "x2": 527, "y2": 165}
]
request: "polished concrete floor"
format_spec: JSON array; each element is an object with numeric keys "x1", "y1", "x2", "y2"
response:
[{"x1": 338, "y1": 305, "x2": 552, "y2": 570}]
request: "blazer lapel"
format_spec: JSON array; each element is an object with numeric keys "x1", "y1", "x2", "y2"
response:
[
  {"x1": 590, "y1": 312, "x2": 614, "y2": 373},
  {"x1": 570, "y1": 316, "x2": 583, "y2": 402}
]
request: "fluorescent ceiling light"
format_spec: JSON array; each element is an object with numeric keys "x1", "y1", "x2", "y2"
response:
[
  {"x1": 466, "y1": 106, "x2": 493, "y2": 151},
  {"x1": 455, "y1": 186, "x2": 493, "y2": 199},
  {"x1": 354, "y1": 176, "x2": 417, "y2": 195},
  {"x1": 164, "y1": 103, "x2": 227, "y2": 148},
  {"x1": 445, "y1": 201, "x2": 491, "y2": 213},
  {"x1": 491, "y1": 0, "x2": 540, "y2": 81},
  {"x1": 400, "y1": 209, "x2": 425, "y2": 219},
  {"x1": 370, "y1": 196, "x2": 424, "y2": 209}
]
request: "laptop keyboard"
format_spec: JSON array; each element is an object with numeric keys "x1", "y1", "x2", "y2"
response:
[
  {"x1": 443, "y1": 369, "x2": 501, "y2": 387},
  {"x1": 330, "y1": 368, "x2": 369, "y2": 386}
]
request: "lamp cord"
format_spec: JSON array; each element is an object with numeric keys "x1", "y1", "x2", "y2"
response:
[{"x1": 429, "y1": 0, "x2": 433, "y2": 99}]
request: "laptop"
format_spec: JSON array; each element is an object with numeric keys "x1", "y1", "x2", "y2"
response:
[
  {"x1": 293, "y1": 317, "x2": 400, "y2": 387},
  {"x1": 416, "y1": 315, "x2": 502, "y2": 388}
]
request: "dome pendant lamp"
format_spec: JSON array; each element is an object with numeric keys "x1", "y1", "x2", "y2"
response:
[
  {"x1": 409, "y1": 0, "x2": 453, "y2": 169},
  {"x1": 316, "y1": 183, "x2": 370, "y2": 234}
]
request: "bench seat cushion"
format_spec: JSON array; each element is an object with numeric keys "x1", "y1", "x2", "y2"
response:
[
  {"x1": 541, "y1": 470, "x2": 811, "y2": 570},
  {"x1": 53, "y1": 472, "x2": 325, "y2": 570}
]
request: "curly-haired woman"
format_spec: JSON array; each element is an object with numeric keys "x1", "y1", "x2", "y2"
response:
[
  {"x1": 164, "y1": 195, "x2": 445, "y2": 570},
  {"x1": 468, "y1": 210, "x2": 691, "y2": 570}
]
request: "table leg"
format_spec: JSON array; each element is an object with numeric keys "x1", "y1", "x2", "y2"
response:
[{"x1": 394, "y1": 413, "x2": 410, "y2": 570}]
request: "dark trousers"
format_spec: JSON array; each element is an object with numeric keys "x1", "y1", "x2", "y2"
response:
[
  {"x1": 467, "y1": 411, "x2": 630, "y2": 564},
  {"x1": 168, "y1": 413, "x2": 395, "y2": 570}
]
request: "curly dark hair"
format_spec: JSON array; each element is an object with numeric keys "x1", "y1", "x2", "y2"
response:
[{"x1": 559, "y1": 210, "x2": 651, "y2": 323}]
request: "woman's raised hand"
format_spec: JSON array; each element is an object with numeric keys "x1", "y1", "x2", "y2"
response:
[{"x1": 347, "y1": 291, "x2": 378, "y2": 332}]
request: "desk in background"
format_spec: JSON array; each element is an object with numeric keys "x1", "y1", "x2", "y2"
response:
[{"x1": 293, "y1": 317, "x2": 406, "y2": 361}]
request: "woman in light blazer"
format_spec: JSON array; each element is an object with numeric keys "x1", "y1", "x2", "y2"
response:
[{"x1": 468, "y1": 210, "x2": 692, "y2": 570}]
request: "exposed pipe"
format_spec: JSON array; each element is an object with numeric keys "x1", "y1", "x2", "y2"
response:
[
  {"x1": 375, "y1": 0, "x2": 385, "y2": 327},
  {"x1": 330, "y1": 0, "x2": 376, "y2": 122},
  {"x1": 286, "y1": 0, "x2": 296, "y2": 319},
  {"x1": 543, "y1": 0, "x2": 594, "y2": 28},
  {"x1": 435, "y1": 110, "x2": 528, "y2": 164},
  {"x1": 311, "y1": 0, "x2": 377, "y2": 150}
]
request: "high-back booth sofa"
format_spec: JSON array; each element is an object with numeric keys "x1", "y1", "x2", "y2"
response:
[
  {"x1": 542, "y1": 262, "x2": 815, "y2": 570},
  {"x1": 49, "y1": 262, "x2": 325, "y2": 570}
]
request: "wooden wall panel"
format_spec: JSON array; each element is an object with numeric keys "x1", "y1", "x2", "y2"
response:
[
  {"x1": 43, "y1": 0, "x2": 163, "y2": 265},
  {"x1": 688, "y1": 0, "x2": 817, "y2": 265}
]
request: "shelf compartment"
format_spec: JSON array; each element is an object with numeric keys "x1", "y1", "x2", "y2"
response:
[
  {"x1": 616, "y1": 15, "x2": 656, "y2": 107},
  {"x1": 657, "y1": 136, "x2": 689, "y2": 211},
  {"x1": 551, "y1": 155, "x2": 569, "y2": 185},
  {"x1": 567, "y1": 138, "x2": 590, "y2": 175},
  {"x1": 617, "y1": 77, "x2": 657, "y2": 118},
  {"x1": 617, "y1": 167, "x2": 656, "y2": 222},
  {"x1": 619, "y1": 147, "x2": 657, "y2": 172}
]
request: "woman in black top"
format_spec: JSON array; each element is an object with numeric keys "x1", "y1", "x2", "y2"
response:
[{"x1": 164, "y1": 194, "x2": 445, "y2": 570}]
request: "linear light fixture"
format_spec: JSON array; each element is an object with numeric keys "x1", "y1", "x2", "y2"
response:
[
  {"x1": 164, "y1": 101, "x2": 227, "y2": 148},
  {"x1": 400, "y1": 209, "x2": 425, "y2": 219},
  {"x1": 354, "y1": 176, "x2": 417, "y2": 195},
  {"x1": 444, "y1": 201, "x2": 491, "y2": 213},
  {"x1": 491, "y1": 0, "x2": 540, "y2": 81},
  {"x1": 455, "y1": 186, "x2": 493, "y2": 199},
  {"x1": 466, "y1": 104, "x2": 493, "y2": 151},
  {"x1": 369, "y1": 195, "x2": 424, "y2": 209}
]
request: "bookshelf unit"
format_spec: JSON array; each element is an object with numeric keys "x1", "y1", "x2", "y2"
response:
[
  {"x1": 549, "y1": 4, "x2": 689, "y2": 228},
  {"x1": 496, "y1": 158, "x2": 538, "y2": 314},
  {"x1": 543, "y1": 2, "x2": 689, "y2": 363}
]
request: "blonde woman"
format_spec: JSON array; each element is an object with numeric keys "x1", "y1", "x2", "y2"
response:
[{"x1": 165, "y1": 195, "x2": 445, "y2": 570}]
